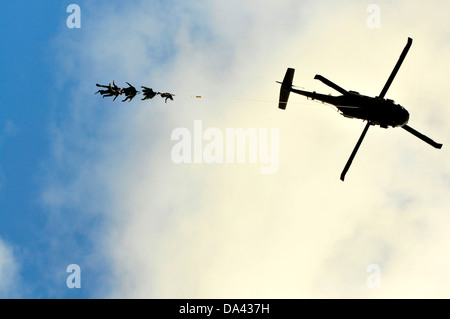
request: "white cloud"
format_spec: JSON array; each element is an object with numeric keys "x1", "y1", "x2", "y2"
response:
[
  {"x1": 49, "y1": 0, "x2": 450, "y2": 298},
  {"x1": 0, "y1": 239, "x2": 20, "y2": 298}
]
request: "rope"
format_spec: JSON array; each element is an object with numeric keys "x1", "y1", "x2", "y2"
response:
[
  {"x1": 96, "y1": 82, "x2": 334, "y2": 107},
  {"x1": 184, "y1": 95, "x2": 320, "y2": 106}
]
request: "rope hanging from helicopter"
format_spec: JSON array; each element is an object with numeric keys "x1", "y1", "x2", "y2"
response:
[{"x1": 94, "y1": 80, "x2": 323, "y2": 107}]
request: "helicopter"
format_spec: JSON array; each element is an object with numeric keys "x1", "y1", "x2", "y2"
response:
[{"x1": 277, "y1": 37, "x2": 442, "y2": 181}]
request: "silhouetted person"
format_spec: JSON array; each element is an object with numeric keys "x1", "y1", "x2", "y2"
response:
[
  {"x1": 141, "y1": 86, "x2": 157, "y2": 100},
  {"x1": 122, "y1": 82, "x2": 138, "y2": 102},
  {"x1": 95, "y1": 81, "x2": 122, "y2": 101},
  {"x1": 160, "y1": 92, "x2": 174, "y2": 103}
]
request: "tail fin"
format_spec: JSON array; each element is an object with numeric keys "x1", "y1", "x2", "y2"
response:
[{"x1": 277, "y1": 68, "x2": 295, "y2": 110}]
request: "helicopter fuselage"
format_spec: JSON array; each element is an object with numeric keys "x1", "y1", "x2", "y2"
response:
[{"x1": 290, "y1": 88, "x2": 410, "y2": 128}]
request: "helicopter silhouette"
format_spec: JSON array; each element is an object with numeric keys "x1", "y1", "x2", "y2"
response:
[{"x1": 277, "y1": 37, "x2": 442, "y2": 181}]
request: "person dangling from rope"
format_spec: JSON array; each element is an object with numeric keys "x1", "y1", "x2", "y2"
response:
[
  {"x1": 95, "y1": 81, "x2": 122, "y2": 101},
  {"x1": 159, "y1": 92, "x2": 174, "y2": 103},
  {"x1": 141, "y1": 86, "x2": 158, "y2": 100},
  {"x1": 122, "y1": 82, "x2": 138, "y2": 102}
]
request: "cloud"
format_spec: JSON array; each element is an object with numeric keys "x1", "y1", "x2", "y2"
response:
[
  {"x1": 0, "y1": 239, "x2": 20, "y2": 298},
  {"x1": 0, "y1": 120, "x2": 19, "y2": 149},
  {"x1": 47, "y1": 0, "x2": 450, "y2": 298}
]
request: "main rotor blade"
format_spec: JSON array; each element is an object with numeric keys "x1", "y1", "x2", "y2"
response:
[
  {"x1": 379, "y1": 37, "x2": 413, "y2": 99},
  {"x1": 314, "y1": 75, "x2": 348, "y2": 95},
  {"x1": 340, "y1": 122, "x2": 371, "y2": 181},
  {"x1": 402, "y1": 124, "x2": 443, "y2": 149}
]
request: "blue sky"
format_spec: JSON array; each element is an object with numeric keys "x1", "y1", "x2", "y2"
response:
[
  {"x1": 1, "y1": 2, "x2": 62, "y2": 297},
  {"x1": 0, "y1": 1, "x2": 107, "y2": 298},
  {"x1": 1, "y1": 1, "x2": 450, "y2": 298}
]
